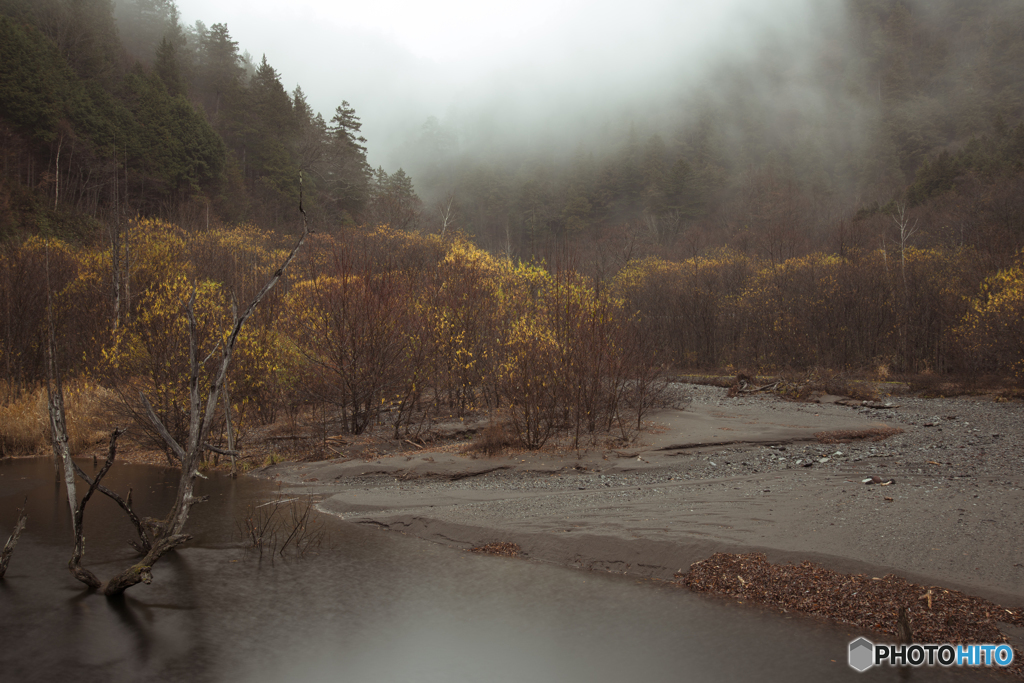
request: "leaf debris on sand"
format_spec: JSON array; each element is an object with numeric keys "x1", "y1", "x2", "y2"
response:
[
  {"x1": 680, "y1": 552, "x2": 1024, "y2": 677},
  {"x1": 469, "y1": 542, "x2": 521, "y2": 557}
]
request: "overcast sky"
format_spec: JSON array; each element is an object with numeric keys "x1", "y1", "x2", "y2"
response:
[{"x1": 172, "y1": 0, "x2": 841, "y2": 169}]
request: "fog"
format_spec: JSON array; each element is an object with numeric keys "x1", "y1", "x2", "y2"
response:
[{"x1": 171, "y1": 0, "x2": 852, "y2": 173}]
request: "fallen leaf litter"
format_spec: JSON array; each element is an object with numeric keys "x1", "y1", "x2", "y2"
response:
[
  {"x1": 680, "y1": 552, "x2": 1024, "y2": 677},
  {"x1": 469, "y1": 541, "x2": 521, "y2": 557}
]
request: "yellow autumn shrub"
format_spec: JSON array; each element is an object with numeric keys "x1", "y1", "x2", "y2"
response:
[{"x1": 958, "y1": 253, "x2": 1024, "y2": 376}]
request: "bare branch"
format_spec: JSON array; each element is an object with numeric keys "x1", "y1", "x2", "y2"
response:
[
  {"x1": 0, "y1": 498, "x2": 28, "y2": 579},
  {"x1": 186, "y1": 290, "x2": 202, "y2": 457},
  {"x1": 140, "y1": 392, "x2": 187, "y2": 462},
  {"x1": 192, "y1": 218, "x2": 312, "y2": 469},
  {"x1": 203, "y1": 443, "x2": 239, "y2": 456},
  {"x1": 67, "y1": 429, "x2": 127, "y2": 589},
  {"x1": 99, "y1": 187, "x2": 313, "y2": 595},
  {"x1": 71, "y1": 437, "x2": 152, "y2": 555}
]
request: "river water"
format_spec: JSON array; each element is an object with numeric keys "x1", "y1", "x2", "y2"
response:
[{"x1": 0, "y1": 457, "x2": 991, "y2": 682}]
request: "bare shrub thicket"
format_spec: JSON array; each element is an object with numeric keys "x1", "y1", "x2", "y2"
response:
[
  {"x1": 237, "y1": 496, "x2": 327, "y2": 558},
  {"x1": 615, "y1": 246, "x2": 993, "y2": 376},
  {"x1": 956, "y1": 252, "x2": 1024, "y2": 378},
  {"x1": 473, "y1": 420, "x2": 518, "y2": 455},
  {"x1": 287, "y1": 243, "x2": 415, "y2": 435},
  {"x1": 98, "y1": 220, "x2": 287, "y2": 460},
  {"x1": 282, "y1": 232, "x2": 667, "y2": 447}
]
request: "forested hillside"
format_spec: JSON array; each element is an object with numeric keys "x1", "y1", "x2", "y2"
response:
[
  {"x1": 0, "y1": 0, "x2": 417, "y2": 239},
  {"x1": 2, "y1": 0, "x2": 1023, "y2": 256},
  {"x1": 1, "y1": 0, "x2": 1024, "y2": 452}
]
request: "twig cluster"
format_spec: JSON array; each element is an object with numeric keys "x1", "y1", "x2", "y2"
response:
[{"x1": 237, "y1": 495, "x2": 326, "y2": 559}]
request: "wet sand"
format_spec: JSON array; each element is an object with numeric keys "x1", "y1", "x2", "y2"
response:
[{"x1": 258, "y1": 387, "x2": 1024, "y2": 609}]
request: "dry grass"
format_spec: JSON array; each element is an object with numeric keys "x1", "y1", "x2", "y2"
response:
[
  {"x1": 465, "y1": 419, "x2": 520, "y2": 456},
  {"x1": 0, "y1": 380, "x2": 114, "y2": 456},
  {"x1": 887, "y1": 371, "x2": 1024, "y2": 399},
  {"x1": 0, "y1": 384, "x2": 46, "y2": 455}
]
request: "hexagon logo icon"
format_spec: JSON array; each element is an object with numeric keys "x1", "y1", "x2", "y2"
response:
[{"x1": 849, "y1": 637, "x2": 874, "y2": 672}]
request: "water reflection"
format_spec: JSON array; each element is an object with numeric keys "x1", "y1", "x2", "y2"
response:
[{"x1": 0, "y1": 458, "x2": 992, "y2": 682}]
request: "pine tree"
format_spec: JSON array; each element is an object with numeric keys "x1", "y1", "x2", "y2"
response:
[
  {"x1": 245, "y1": 55, "x2": 299, "y2": 224},
  {"x1": 367, "y1": 167, "x2": 421, "y2": 231},
  {"x1": 196, "y1": 23, "x2": 244, "y2": 121},
  {"x1": 322, "y1": 101, "x2": 371, "y2": 223},
  {"x1": 154, "y1": 36, "x2": 186, "y2": 97}
]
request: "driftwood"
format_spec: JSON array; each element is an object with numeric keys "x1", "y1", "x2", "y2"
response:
[
  {"x1": 0, "y1": 498, "x2": 28, "y2": 579},
  {"x1": 835, "y1": 398, "x2": 901, "y2": 409},
  {"x1": 729, "y1": 378, "x2": 900, "y2": 410},
  {"x1": 203, "y1": 443, "x2": 240, "y2": 457},
  {"x1": 735, "y1": 380, "x2": 781, "y2": 394}
]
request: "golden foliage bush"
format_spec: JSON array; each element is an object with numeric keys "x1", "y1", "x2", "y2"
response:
[{"x1": 957, "y1": 253, "x2": 1024, "y2": 377}]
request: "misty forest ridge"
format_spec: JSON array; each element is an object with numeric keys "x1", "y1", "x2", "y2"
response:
[{"x1": 2, "y1": 0, "x2": 1024, "y2": 460}]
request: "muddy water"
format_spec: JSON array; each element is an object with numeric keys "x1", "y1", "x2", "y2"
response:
[{"x1": 0, "y1": 458, "x2": 990, "y2": 682}]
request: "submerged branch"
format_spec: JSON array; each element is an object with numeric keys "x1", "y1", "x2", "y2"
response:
[
  {"x1": 72, "y1": 429, "x2": 151, "y2": 554},
  {"x1": 0, "y1": 498, "x2": 28, "y2": 579},
  {"x1": 68, "y1": 429, "x2": 125, "y2": 590}
]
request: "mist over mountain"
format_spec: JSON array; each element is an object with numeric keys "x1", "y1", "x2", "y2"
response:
[
  {"x1": 384, "y1": 0, "x2": 849, "y2": 164},
  {"x1": 167, "y1": 0, "x2": 853, "y2": 175},
  {"x1": 381, "y1": 0, "x2": 1024, "y2": 257},
  {"x1": 2, "y1": 0, "x2": 1023, "y2": 260}
]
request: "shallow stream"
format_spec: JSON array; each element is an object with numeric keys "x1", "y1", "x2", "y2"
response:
[{"x1": 0, "y1": 457, "x2": 989, "y2": 682}]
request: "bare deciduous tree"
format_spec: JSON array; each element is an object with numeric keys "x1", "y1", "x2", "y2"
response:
[
  {"x1": 890, "y1": 200, "x2": 919, "y2": 290},
  {"x1": 47, "y1": 196, "x2": 311, "y2": 596},
  {"x1": 437, "y1": 191, "x2": 457, "y2": 237}
]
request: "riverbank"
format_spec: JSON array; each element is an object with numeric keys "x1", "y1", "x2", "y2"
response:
[{"x1": 255, "y1": 384, "x2": 1024, "y2": 656}]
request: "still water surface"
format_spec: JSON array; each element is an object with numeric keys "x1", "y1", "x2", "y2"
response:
[{"x1": 0, "y1": 457, "x2": 988, "y2": 682}]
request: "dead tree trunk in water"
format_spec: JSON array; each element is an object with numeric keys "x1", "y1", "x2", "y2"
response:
[
  {"x1": 49, "y1": 192, "x2": 310, "y2": 596},
  {"x1": 137, "y1": 219, "x2": 309, "y2": 557},
  {"x1": 45, "y1": 251, "x2": 150, "y2": 587}
]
